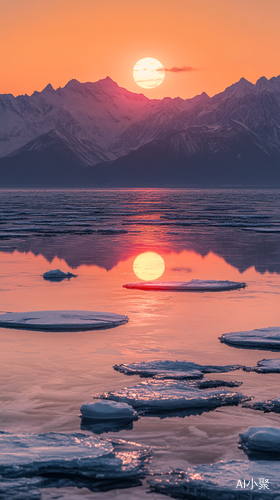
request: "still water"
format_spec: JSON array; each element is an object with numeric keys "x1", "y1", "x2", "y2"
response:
[{"x1": 0, "y1": 189, "x2": 280, "y2": 499}]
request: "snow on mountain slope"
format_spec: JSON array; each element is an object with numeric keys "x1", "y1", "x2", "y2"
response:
[
  {"x1": 0, "y1": 77, "x2": 193, "y2": 164},
  {"x1": 1, "y1": 74, "x2": 280, "y2": 181}
]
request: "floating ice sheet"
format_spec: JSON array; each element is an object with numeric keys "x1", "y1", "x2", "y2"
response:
[
  {"x1": 123, "y1": 279, "x2": 246, "y2": 291},
  {"x1": 242, "y1": 398, "x2": 280, "y2": 414},
  {"x1": 80, "y1": 400, "x2": 137, "y2": 420},
  {"x1": 43, "y1": 269, "x2": 77, "y2": 281},
  {"x1": 114, "y1": 360, "x2": 243, "y2": 379},
  {"x1": 239, "y1": 427, "x2": 280, "y2": 458},
  {"x1": 244, "y1": 358, "x2": 280, "y2": 373},
  {"x1": 99, "y1": 379, "x2": 248, "y2": 415},
  {"x1": 220, "y1": 327, "x2": 280, "y2": 350},
  {"x1": 0, "y1": 310, "x2": 128, "y2": 331},
  {"x1": 0, "y1": 432, "x2": 150, "y2": 497},
  {"x1": 149, "y1": 460, "x2": 280, "y2": 498}
]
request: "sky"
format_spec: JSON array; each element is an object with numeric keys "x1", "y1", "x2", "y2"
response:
[{"x1": 1, "y1": 0, "x2": 280, "y2": 99}]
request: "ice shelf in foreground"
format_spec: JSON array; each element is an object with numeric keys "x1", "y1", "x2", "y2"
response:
[
  {"x1": 43, "y1": 269, "x2": 77, "y2": 281},
  {"x1": 98, "y1": 379, "x2": 248, "y2": 414},
  {"x1": 80, "y1": 400, "x2": 137, "y2": 420},
  {"x1": 239, "y1": 427, "x2": 280, "y2": 458},
  {"x1": 244, "y1": 358, "x2": 280, "y2": 373},
  {"x1": 123, "y1": 279, "x2": 246, "y2": 291},
  {"x1": 0, "y1": 310, "x2": 128, "y2": 331},
  {"x1": 114, "y1": 360, "x2": 243, "y2": 379},
  {"x1": 220, "y1": 327, "x2": 280, "y2": 349},
  {"x1": 149, "y1": 460, "x2": 280, "y2": 498},
  {"x1": 0, "y1": 432, "x2": 150, "y2": 496}
]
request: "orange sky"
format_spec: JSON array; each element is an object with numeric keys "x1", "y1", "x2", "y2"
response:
[{"x1": 1, "y1": 0, "x2": 280, "y2": 99}]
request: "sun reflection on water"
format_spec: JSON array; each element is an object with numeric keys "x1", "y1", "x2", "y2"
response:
[{"x1": 133, "y1": 252, "x2": 165, "y2": 281}]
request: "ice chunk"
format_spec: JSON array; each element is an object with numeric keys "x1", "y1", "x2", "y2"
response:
[
  {"x1": 197, "y1": 379, "x2": 242, "y2": 389},
  {"x1": 149, "y1": 460, "x2": 280, "y2": 498},
  {"x1": 244, "y1": 358, "x2": 280, "y2": 373},
  {"x1": 99, "y1": 379, "x2": 249, "y2": 415},
  {"x1": 242, "y1": 398, "x2": 280, "y2": 413},
  {"x1": 80, "y1": 400, "x2": 137, "y2": 420},
  {"x1": 220, "y1": 327, "x2": 280, "y2": 349},
  {"x1": 114, "y1": 360, "x2": 243, "y2": 379},
  {"x1": 43, "y1": 269, "x2": 77, "y2": 281},
  {"x1": 123, "y1": 279, "x2": 246, "y2": 291},
  {"x1": 0, "y1": 432, "x2": 150, "y2": 494},
  {"x1": 239, "y1": 426, "x2": 280, "y2": 457},
  {"x1": 0, "y1": 310, "x2": 128, "y2": 331}
]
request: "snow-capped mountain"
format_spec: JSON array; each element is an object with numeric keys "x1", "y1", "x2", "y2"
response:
[
  {"x1": 0, "y1": 77, "x2": 197, "y2": 163},
  {"x1": 1, "y1": 75, "x2": 280, "y2": 186}
]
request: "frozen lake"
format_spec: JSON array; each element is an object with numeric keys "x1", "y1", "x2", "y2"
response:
[{"x1": 0, "y1": 188, "x2": 280, "y2": 499}]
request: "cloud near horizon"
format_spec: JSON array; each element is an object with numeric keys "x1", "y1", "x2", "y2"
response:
[{"x1": 158, "y1": 66, "x2": 197, "y2": 73}]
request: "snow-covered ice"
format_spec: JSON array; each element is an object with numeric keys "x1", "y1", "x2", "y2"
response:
[
  {"x1": 0, "y1": 310, "x2": 128, "y2": 331},
  {"x1": 123, "y1": 279, "x2": 246, "y2": 291},
  {"x1": 80, "y1": 400, "x2": 137, "y2": 420},
  {"x1": 114, "y1": 360, "x2": 243, "y2": 379},
  {"x1": 239, "y1": 427, "x2": 280, "y2": 457},
  {"x1": 244, "y1": 358, "x2": 280, "y2": 373},
  {"x1": 149, "y1": 460, "x2": 280, "y2": 498},
  {"x1": 220, "y1": 327, "x2": 280, "y2": 349},
  {"x1": 0, "y1": 432, "x2": 150, "y2": 497},
  {"x1": 242, "y1": 398, "x2": 280, "y2": 414},
  {"x1": 99, "y1": 379, "x2": 249, "y2": 415},
  {"x1": 43, "y1": 269, "x2": 77, "y2": 281}
]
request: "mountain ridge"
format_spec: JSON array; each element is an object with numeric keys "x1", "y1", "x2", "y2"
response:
[{"x1": 1, "y1": 75, "x2": 280, "y2": 186}]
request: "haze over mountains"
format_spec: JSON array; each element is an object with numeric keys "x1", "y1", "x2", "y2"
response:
[{"x1": 1, "y1": 75, "x2": 280, "y2": 186}]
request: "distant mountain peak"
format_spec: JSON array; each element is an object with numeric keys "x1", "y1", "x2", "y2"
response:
[
  {"x1": 256, "y1": 75, "x2": 280, "y2": 93},
  {"x1": 64, "y1": 79, "x2": 83, "y2": 91},
  {"x1": 42, "y1": 83, "x2": 54, "y2": 92},
  {"x1": 223, "y1": 77, "x2": 254, "y2": 98}
]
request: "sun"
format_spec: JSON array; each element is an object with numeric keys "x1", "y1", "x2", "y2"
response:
[
  {"x1": 133, "y1": 58, "x2": 165, "y2": 89},
  {"x1": 133, "y1": 252, "x2": 165, "y2": 281}
]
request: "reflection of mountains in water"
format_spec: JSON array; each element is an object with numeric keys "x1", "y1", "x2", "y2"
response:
[
  {"x1": 1, "y1": 228, "x2": 280, "y2": 275},
  {"x1": 0, "y1": 189, "x2": 279, "y2": 274}
]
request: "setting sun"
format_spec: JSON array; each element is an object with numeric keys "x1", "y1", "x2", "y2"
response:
[{"x1": 133, "y1": 58, "x2": 165, "y2": 89}]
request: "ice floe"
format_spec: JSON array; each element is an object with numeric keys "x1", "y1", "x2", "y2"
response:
[
  {"x1": 239, "y1": 427, "x2": 280, "y2": 458},
  {"x1": 244, "y1": 358, "x2": 280, "y2": 373},
  {"x1": 43, "y1": 269, "x2": 77, "y2": 281},
  {"x1": 80, "y1": 400, "x2": 137, "y2": 420},
  {"x1": 149, "y1": 460, "x2": 280, "y2": 498},
  {"x1": 114, "y1": 360, "x2": 243, "y2": 379},
  {"x1": 98, "y1": 379, "x2": 249, "y2": 416},
  {"x1": 220, "y1": 327, "x2": 280, "y2": 349},
  {"x1": 0, "y1": 310, "x2": 128, "y2": 331},
  {"x1": 242, "y1": 398, "x2": 280, "y2": 414},
  {"x1": 123, "y1": 279, "x2": 246, "y2": 291},
  {"x1": 0, "y1": 432, "x2": 150, "y2": 497}
]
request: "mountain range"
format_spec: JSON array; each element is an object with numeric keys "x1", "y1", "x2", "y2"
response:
[{"x1": 1, "y1": 75, "x2": 280, "y2": 186}]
